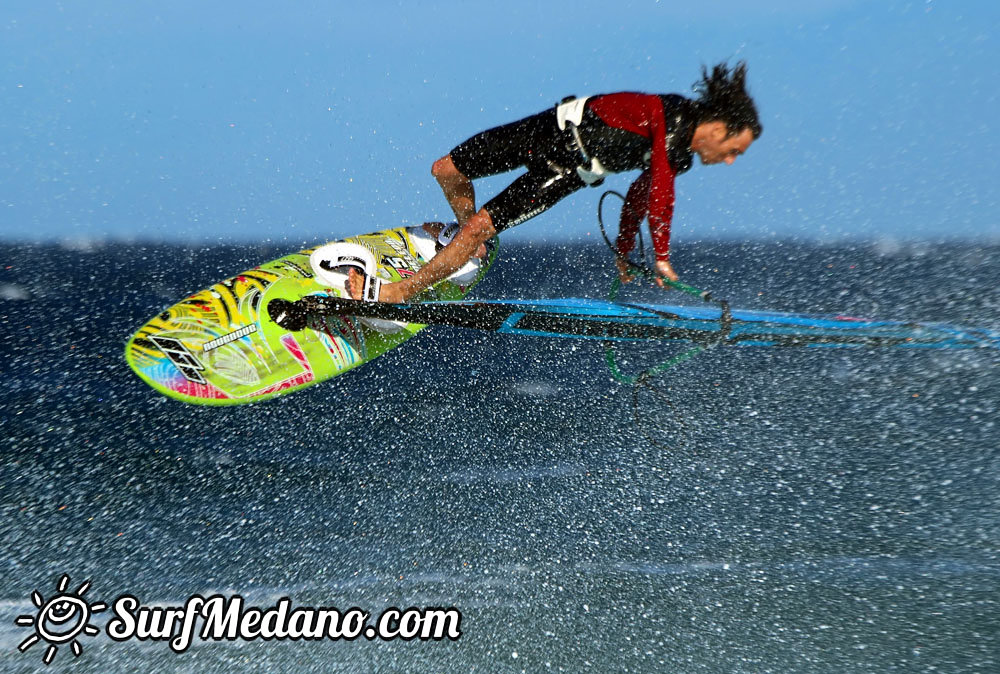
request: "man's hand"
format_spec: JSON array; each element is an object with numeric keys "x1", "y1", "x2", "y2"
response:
[
  {"x1": 615, "y1": 257, "x2": 635, "y2": 284},
  {"x1": 616, "y1": 258, "x2": 679, "y2": 285},
  {"x1": 653, "y1": 258, "x2": 679, "y2": 286}
]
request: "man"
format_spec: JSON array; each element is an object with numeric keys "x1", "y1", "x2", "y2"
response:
[{"x1": 349, "y1": 61, "x2": 761, "y2": 302}]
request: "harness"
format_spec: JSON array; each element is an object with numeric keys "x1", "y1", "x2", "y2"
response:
[{"x1": 556, "y1": 97, "x2": 609, "y2": 186}]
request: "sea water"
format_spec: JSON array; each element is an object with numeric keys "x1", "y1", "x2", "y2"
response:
[{"x1": 1, "y1": 240, "x2": 998, "y2": 672}]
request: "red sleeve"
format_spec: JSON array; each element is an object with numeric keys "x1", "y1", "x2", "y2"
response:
[
  {"x1": 616, "y1": 170, "x2": 650, "y2": 257},
  {"x1": 591, "y1": 93, "x2": 677, "y2": 261}
]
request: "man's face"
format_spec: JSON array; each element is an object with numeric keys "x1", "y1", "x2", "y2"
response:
[{"x1": 692, "y1": 122, "x2": 755, "y2": 166}]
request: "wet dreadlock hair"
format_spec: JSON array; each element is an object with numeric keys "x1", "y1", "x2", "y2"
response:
[{"x1": 693, "y1": 61, "x2": 762, "y2": 139}]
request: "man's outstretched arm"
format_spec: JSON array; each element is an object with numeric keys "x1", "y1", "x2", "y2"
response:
[{"x1": 348, "y1": 209, "x2": 496, "y2": 303}]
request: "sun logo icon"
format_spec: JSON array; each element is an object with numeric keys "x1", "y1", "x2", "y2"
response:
[{"x1": 15, "y1": 574, "x2": 106, "y2": 665}]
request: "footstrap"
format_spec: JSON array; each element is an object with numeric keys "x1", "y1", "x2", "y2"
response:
[{"x1": 309, "y1": 242, "x2": 382, "y2": 302}]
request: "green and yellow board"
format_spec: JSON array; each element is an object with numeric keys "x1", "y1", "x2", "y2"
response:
[{"x1": 125, "y1": 225, "x2": 497, "y2": 405}]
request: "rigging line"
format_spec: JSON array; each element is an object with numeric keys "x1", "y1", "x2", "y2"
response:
[
  {"x1": 596, "y1": 191, "x2": 718, "y2": 451},
  {"x1": 596, "y1": 190, "x2": 731, "y2": 385}
]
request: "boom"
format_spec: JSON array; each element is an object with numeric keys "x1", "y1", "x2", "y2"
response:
[{"x1": 268, "y1": 296, "x2": 1000, "y2": 350}]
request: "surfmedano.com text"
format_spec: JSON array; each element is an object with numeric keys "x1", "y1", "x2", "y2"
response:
[{"x1": 107, "y1": 594, "x2": 462, "y2": 652}]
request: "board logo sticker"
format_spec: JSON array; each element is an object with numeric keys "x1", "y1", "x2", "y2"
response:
[
  {"x1": 383, "y1": 235, "x2": 419, "y2": 273},
  {"x1": 150, "y1": 336, "x2": 207, "y2": 384},
  {"x1": 201, "y1": 324, "x2": 259, "y2": 352}
]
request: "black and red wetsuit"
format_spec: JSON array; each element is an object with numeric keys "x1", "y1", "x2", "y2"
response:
[{"x1": 449, "y1": 93, "x2": 696, "y2": 262}]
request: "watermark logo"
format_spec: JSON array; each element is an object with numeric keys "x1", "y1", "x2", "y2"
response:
[
  {"x1": 14, "y1": 575, "x2": 462, "y2": 664},
  {"x1": 15, "y1": 575, "x2": 106, "y2": 665}
]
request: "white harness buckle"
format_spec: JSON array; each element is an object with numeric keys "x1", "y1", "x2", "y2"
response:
[
  {"x1": 556, "y1": 96, "x2": 590, "y2": 130},
  {"x1": 555, "y1": 96, "x2": 608, "y2": 186}
]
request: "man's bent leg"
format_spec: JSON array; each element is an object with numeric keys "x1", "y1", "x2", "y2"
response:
[
  {"x1": 437, "y1": 110, "x2": 555, "y2": 225},
  {"x1": 432, "y1": 155, "x2": 477, "y2": 226}
]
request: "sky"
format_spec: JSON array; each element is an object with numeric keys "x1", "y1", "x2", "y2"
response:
[{"x1": 1, "y1": 0, "x2": 998, "y2": 245}]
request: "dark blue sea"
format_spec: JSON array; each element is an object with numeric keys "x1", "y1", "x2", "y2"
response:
[{"x1": 2, "y1": 239, "x2": 998, "y2": 673}]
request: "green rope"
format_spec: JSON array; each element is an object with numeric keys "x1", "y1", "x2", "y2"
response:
[
  {"x1": 596, "y1": 191, "x2": 733, "y2": 449},
  {"x1": 604, "y1": 342, "x2": 705, "y2": 385},
  {"x1": 603, "y1": 276, "x2": 709, "y2": 384},
  {"x1": 603, "y1": 276, "x2": 700, "y2": 383},
  {"x1": 597, "y1": 190, "x2": 731, "y2": 384}
]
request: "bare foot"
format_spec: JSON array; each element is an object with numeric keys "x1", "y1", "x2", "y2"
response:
[
  {"x1": 346, "y1": 268, "x2": 408, "y2": 303},
  {"x1": 346, "y1": 268, "x2": 368, "y2": 301}
]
